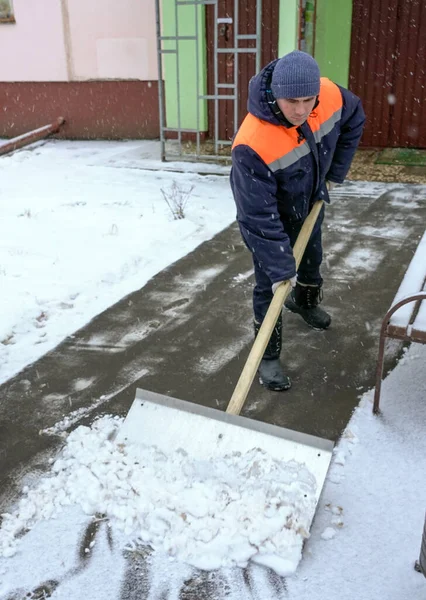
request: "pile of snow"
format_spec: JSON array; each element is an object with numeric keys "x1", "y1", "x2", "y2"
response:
[{"x1": 0, "y1": 416, "x2": 317, "y2": 575}]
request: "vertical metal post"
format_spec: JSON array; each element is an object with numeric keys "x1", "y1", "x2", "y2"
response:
[
  {"x1": 155, "y1": 0, "x2": 166, "y2": 161},
  {"x1": 175, "y1": 0, "x2": 182, "y2": 154},
  {"x1": 373, "y1": 328, "x2": 387, "y2": 414},
  {"x1": 213, "y1": 0, "x2": 219, "y2": 155},
  {"x1": 195, "y1": 1, "x2": 201, "y2": 156},
  {"x1": 233, "y1": 0, "x2": 239, "y2": 135},
  {"x1": 256, "y1": 0, "x2": 262, "y2": 73}
]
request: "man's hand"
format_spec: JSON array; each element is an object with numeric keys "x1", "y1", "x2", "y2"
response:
[
  {"x1": 272, "y1": 276, "x2": 297, "y2": 294},
  {"x1": 326, "y1": 180, "x2": 338, "y2": 192}
]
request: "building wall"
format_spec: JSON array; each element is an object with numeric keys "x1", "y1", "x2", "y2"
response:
[
  {"x1": 0, "y1": 81, "x2": 160, "y2": 139},
  {"x1": 0, "y1": 0, "x2": 68, "y2": 81},
  {"x1": 0, "y1": 0, "x2": 356, "y2": 141},
  {"x1": 276, "y1": 0, "x2": 353, "y2": 87},
  {"x1": 278, "y1": 0, "x2": 298, "y2": 56},
  {"x1": 162, "y1": 0, "x2": 207, "y2": 131},
  {"x1": 65, "y1": 0, "x2": 158, "y2": 81},
  {"x1": 0, "y1": 0, "x2": 158, "y2": 82},
  {"x1": 314, "y1": 0, "x2": 353, "y2": 87},
  {"x1": 0, "y1": 0, "x2": 159, "y2": 139}
]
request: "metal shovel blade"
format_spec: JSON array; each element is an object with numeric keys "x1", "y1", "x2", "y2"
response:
[
  {"x1": 117, "y1": 388, "x2": 333, "y2": 504},
  {"x1": 118, "y1": 201, "x2": 334, "y2": 540}
]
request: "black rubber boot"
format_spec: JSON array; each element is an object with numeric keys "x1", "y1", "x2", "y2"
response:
[
  {"x1": 284, "y1": 282, "x2": 331, "y2": 330},
  {"x1": 254, "y1": 315, "x2": 291, "y2": 391}
]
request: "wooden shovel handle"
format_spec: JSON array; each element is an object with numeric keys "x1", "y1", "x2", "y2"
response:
[{"x1": 226, "y1": 200, "x2": 324, "y2": 415}]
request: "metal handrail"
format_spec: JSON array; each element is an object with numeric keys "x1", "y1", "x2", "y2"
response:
[{"x1": 373, "y1": 291, "x2": 426, "y2": 414}]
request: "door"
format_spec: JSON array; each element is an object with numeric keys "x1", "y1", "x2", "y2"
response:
[{"x1": 205, "y1": 0, "x2": 280, "y2": 146}]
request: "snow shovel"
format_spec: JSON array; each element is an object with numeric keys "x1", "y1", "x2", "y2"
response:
[{"x1": 118, "y1": 199, "x2": 333, "y2": 504}]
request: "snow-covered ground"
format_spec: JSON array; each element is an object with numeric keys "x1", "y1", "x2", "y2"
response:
[
  {"x1": 288, "y1": 343, "x2": 426, "y2": 599},
  {"x1": 0, "y1": 140, "x2": 235, "y2": 385},
  {"x1": 0, "y1": 141, "x2": 425, "y2": 598},
  {"x1": 1, "y1": 343, "x2": 425, "y2": 599}
]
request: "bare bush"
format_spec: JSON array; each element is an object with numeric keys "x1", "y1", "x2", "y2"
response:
[{"x1": 160, "y1": 181, "x2": 194, "y2": 220}]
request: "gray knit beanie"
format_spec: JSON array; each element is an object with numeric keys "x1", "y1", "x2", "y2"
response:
[{"x1": 271, "y1": 50, "x2": 320, "y2": 99}]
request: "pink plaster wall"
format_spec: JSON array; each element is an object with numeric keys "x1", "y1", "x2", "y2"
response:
[
  {"x1": 0, "y1": 0, "x2": 158, "y2": 82},
  {"x1": 65, "y1": 0, "x2": 158, "y2": 81},
  {"x1": 0, "y1": 0, "x2": 68, "y2": 81}
]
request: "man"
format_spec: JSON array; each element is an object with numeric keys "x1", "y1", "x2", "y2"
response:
[{"x1": 230, "y1": 50, "x2": 365, "y2": 392}]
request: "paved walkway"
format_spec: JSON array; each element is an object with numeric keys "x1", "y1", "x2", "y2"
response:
[
  {"x1": 1, "y1": 178, "x2": 426, "y2": 505},
  {"x1": 0, "y1": 174, "x2": 425, "y2": 597}
]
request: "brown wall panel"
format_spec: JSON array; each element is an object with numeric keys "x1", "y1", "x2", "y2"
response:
[
  {"x1": 350, "y1": 0, "x2": 426, "y2": 148},
  {"x1": 0, "y1": 81, "x2": 159, "y2": 140},
  {"x1": 390, "y1": 0, "x2": 426, "y2": 147},
  {"x1": 349, "y1": 0, "x2": 397, "y2": 147}
]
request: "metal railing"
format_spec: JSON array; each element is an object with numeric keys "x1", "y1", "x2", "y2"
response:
[{"x1": 155, "y1": 0, "x2": 262, "y2": 162}]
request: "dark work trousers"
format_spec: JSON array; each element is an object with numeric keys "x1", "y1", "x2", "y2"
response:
[{"x1": 252, "y1": 205, "x2": 325, "y2": 323}]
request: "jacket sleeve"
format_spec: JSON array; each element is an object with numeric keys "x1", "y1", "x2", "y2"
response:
[
  {"x1": 230, "y1": 144, "x2": 296, "y2": 284},
  {"x1": 326, "y1": 86, "x2": 366, "y2": 184}
]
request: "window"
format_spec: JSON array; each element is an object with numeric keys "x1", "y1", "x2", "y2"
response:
[{"x1": 0, "y1": 0, "x2": 15, "y2": 23}]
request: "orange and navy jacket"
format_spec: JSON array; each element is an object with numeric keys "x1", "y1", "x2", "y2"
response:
[{"x1": 230, "y1": 59, "x2": 365, "y2": 284}]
